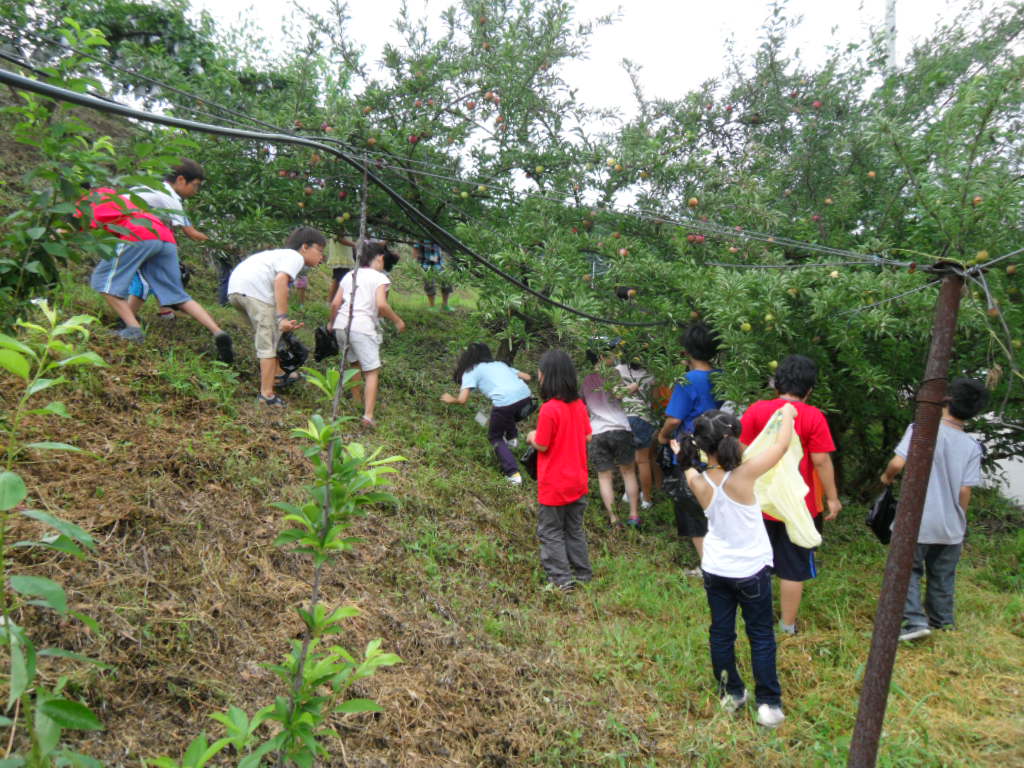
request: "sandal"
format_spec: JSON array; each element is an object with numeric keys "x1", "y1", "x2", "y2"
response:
[
  {"x1": 360, "y1": 416, "x2": 377, "y2": 430},
  {"x1": 257, "y1": 393, "x2": 286, "y2": 407},
  {"x1": 275, "y1": 371, "x2": 304, "y2": 388},
  {"x1": 625, "y1": 517, "x2": 642, "y2": 528}
]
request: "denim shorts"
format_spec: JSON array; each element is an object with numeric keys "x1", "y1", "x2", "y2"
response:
[
  {"x1": 91, "y1": 240, "x2": 190, "y2": 306},
  {"x1": 627, "y1": 416, "x2": 656, "y2": 449}
]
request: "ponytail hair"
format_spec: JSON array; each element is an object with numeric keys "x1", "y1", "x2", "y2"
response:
[
  {"x1": 453, "y1": 342, "x2": 493, "y2": 385},
  {"x1": 692, "y1": 410, "x2": 744, "y2": 470}
]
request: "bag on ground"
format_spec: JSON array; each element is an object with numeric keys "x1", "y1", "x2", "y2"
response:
[{"x1": 277, "y1": 332, "x2": 309, "y2": 374}]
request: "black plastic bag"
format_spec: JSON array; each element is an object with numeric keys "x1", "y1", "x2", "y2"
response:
[
  {"x1": 277, "y1": 331, "x2": 309, "y2": 374},
  {"x1": 314, "y1": 325, "x2": 339, "y2": 362},
  {"x1": 520, "y1": 446, "x2": 538, "y2": 481},
  {"x1": 866, "y1": 486, "x2": 897, "y2": 544}
]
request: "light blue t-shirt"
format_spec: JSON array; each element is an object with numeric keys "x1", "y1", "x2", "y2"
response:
[{"x1": 461, "y1": 361, "x2": 530, "y2": 407}]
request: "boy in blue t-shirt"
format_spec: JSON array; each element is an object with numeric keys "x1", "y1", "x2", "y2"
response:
[
  {"x1": 880, "y1": 377, "x2": 987, "y2": 641},
  {"x1": 657, "y1": 323, "x2": 723, "y2": 570}
]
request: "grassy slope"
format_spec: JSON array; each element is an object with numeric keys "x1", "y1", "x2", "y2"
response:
[{"x1": 7, "y1": 255, "x2": 1023, "y2": 767}]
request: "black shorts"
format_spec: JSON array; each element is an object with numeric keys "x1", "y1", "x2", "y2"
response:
[
  {"x1": 332, "y1": 266, "x2": 352, "y2": 283},
  {"x1": 764, "y1": 516, "x2": 823, "y2": 581},
  {"x1": 588, "y1": 430, "x2": 635, "y2": 472},
  {"x1": 675, "y1": 492, "x2": 708, "y2": 538}
]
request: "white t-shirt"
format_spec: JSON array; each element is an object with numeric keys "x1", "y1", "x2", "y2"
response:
[
  {"x1": 334, "y1": 267, "x2": 391, "y2": 337},
  {"x1": 132, "y1": 181, "x2": 190, "y2": 227},
  {"x1": 227, "y1": 249, "x2": 305, "y2": 305}
]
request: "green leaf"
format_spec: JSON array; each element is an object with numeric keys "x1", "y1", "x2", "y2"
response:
[
  {"x1": 335, "y1": 698, "x2": 383, "y2": 714},
  {"x1": 71, "y1": 611, "x2": 101, "y2": 634},
  {"x1": 0, "y1": 348, "x2": 30, "y2": 380},
  {"x1": 20, "y1": 509, "x2": 95, "y2": 547},
  {"x1": 8, "y1": 639, "x2": 32, "y2": 710},
  {"x1": 34, "y1": 690, "x2": 61, "y2": 757},
  {"x1": 39, "y1": 648, "x2": 112, "y2": 671},
  {"x1": 13, "y1": 535, "x2": 84, "y2": 559},
  {"x1": 10, "y1": 574, "x2": 68, "y2": 613},
  {"x1": 26, "y1": 226, "x2": 46, "y2": 240},
  {"x1": 0, "y1": 757, "x2": 26, "y2": 767},
  {"x1": 27, "y1": 402, "x2": 70, "y2": 418},
  {"x1": 182, "y1": 733, "x2": 208, "y2": 767},
  {"x1": 54, "y1": 351, "x2": 105, "y2": 367},
  {"x1": 27, "y1": 378, "x2": 65, "y2": 397},
  {"x1": 0, "y1": 333, "x2": 34, "y2": 357},
  {"x1": 53, "y1": 749, "x2": 103, "y2": 768},
  {"x1": 0, "y1": 471, "x2": 28, "y2": 511},
  {"x1": 24, "y1": 441, "x2": 83, "y2": 453},
  {"x1": 38, "y1": 699, "x2": 103, "y2": 731}
]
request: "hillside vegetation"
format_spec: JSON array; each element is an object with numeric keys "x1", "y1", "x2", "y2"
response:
[{"x1": 4, "y1": 259, "x2": 1020, "y2": 766}]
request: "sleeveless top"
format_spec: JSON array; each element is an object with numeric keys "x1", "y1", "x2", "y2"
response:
[{"x1": 700, "y1": 471, "x2": 774, "y2": 579}]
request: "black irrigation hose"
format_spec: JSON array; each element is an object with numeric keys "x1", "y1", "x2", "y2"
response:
[{"x1": 0, "y1": 67, "x2": 668, "y2": 328}]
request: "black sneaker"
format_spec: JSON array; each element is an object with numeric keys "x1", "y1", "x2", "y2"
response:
[{"x1": 214, "y1": 331, "x2": 234, "y2": 363}]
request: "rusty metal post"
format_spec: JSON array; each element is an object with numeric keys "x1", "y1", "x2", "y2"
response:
[{"x1": 847, "y1": 265, "x2": 964, "y2": 767}]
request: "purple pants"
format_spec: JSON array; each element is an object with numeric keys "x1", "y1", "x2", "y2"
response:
[{"x1": 489, "y1": 396, "x2": 532, "y2": 475}]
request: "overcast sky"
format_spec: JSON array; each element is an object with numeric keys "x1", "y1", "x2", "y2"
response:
[{"x1": 188, "y1": 0, "x2": 996, "y2": 117}]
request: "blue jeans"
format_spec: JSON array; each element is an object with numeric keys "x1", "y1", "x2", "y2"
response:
[
  {"x1": 904, "y1": 543, "x2": 962, "y2": 629},
  {"x1": 702, "y1": 566, "x2": 781, "y2": 706}
]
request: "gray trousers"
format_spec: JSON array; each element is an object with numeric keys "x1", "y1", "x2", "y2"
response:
[
  {"x1": 537, "y1": 495, "x2": 592, "y2": 587},
  {"x1": 904, "y1": 542, "x2": 962, "y2": 629}
]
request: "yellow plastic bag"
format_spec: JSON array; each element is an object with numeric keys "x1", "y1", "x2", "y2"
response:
[{"x1": 744, "y1": 409, "x2": 822, "y2": 549}]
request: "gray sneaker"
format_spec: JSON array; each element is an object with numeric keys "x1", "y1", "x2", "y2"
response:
[
  {"x1": 899, "y1": 625, "x2": 931, "y2": 642},
  {"x1": 115, "y1": 326, "x2": 145, "y2": 342},
  {"x1": 720, "y1": 690, "x2": 748, "y2": 713}
]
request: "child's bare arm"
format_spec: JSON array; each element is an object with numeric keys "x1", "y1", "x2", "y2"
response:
[
  {"x1": 375, "y1": 284, "x2": 406, "y2": 332},
  {"x1": 441, "y1": 388, "x2": 471, "y2": 405},
  {"x1": 959, "y1": 486, "x2": 972, "y2": 512},
  {"x1": 735, "y1": 404, "x2": 797, "y2": 480},
  {"x1": 880, "y1": 455, "x2": 906, "y2": 485}
]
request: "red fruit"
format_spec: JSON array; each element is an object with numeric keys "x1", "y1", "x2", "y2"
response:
[
  {"x1": 278, "y1": 170, "x2": 287, "y2": 178},
  {"x1": 478, "y1": 15, "x2": 487, "y2": 24},
  {"x1": 338, "y1": 190, "x2": 348, "y2": 200},
  {"x1": 571, "y1": 227, "x2": 579, "y2": 234},
  {"x1": 362, "y1": 106, "x2": 372, "y2": 115},
  {"x1": 789, "y1": 91, "x2": 798, "y2": 98},
  {"x1": 694, "y1": 235, "x2": 705, "y2": 244},
  {"x1": 687, "y1": 234, "x2": 696, "y2": 243},
  {"x1": 293, "y1": 120, "x2": 303, "y2": 129},
  {"x1": 367, "y1": 137, "x2": 377, "y2": 147},
  {"x1": 427, "y1": 98, "x2": 435, "y2": 106},
  {"x1": 812, "y1": 100, "x2": 823, "y2": 109},
  {"x1": 972, "y1": 195, "x2": 983, "y2": 206},
  {"x1": 304, "y1": 186, "x2": 314, "y2": 196},
  {"x1": 408, "y1": 134, "x2": 419, "y2": 144},
  {"x1": 485, "y1": 91, "x2": 495, "y2": 101},
  {"x1": 725, "y1": 105, "x2": 733, "y2": 112},
  {"x1": 495, "y1": 115, "x2": 504, "y2": 123},
  {"x1": 612, "y1": 232, "x2": 621, "y2": 239},
  {"x1": 812, "y1": 214, "x2": 822, "y2": 222},
  {"x1": 466, "y1": 100, "x2": 476, "y2": 109},
  {"x1": 482, "y1": 41, "x2": 491, "y2": 50},
  {"x1": 415, "y1": 99, "x2": 423, "y2": 107},
  {"x1": 734, "y1": 225, "x2": 743, "y2": 231},
  {"x1": 320, "y1": 123, "x2": 331, "y2": 132},
  {"x1": 618, "y1": 248, "x2": 629, "y2": 257}
]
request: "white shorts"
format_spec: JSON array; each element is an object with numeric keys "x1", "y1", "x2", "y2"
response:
[{"x1": 335, "y1": 329, "x2": 382, "y2": 371}]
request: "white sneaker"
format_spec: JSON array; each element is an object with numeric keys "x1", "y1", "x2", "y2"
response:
[
  {"x1": 640, "y1": 499, "x2": 653, "y2": 511},
  {"x1": 720, "y1": 690, "x2": 747, "y2": 713},
  {"x1": 506, "y1": 472, "x2": 523, "y2": 485},
  {"x1": 757, "y1": 704, "x2": 785, "y2": 728},
  {"x1": 899, "y1": 625, "x2": 931, "y2": 642},
  {"x1": 507, "y1": 438, "x2": 519, "y2": 449},
  {"x1": 621, "y1": 492, "x2": 629, "y2": 503}
]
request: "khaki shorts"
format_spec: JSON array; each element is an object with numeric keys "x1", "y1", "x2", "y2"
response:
[
  {"x1": 335, "y1": 329, "x2": 382, "y2": 372},
  {"x1": 228, "y1": 293, "x2": 279, "y2": 359}
]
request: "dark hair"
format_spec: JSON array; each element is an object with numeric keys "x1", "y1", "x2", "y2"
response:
[
  {"x1": 453, "y1": 342, "x2": 493, "y2": 385},
  {"x1": 683, "y1": 323, "x2": 720, "y2": 362},
  {"x1": 357, "y1": 241, "x2": 399, "y2": 270},
  {"x1": 947, "y1": 377, "x2": 988, "y2": 420},
  {"x1": 774, "y1": 354, "x2": 817, "y2": 398},
  {"x1": 538, "y1": 349, "x2": 579, "y2": 402},
  {"x1": 286, "y1": 226, "x2": 327, "y2": 251},
  {"x1": 165, "y1": 158, "x2": 205, "y2": 183},
  {"x1": 692, "y1": 410, "x2": 744, "y2": 470}
]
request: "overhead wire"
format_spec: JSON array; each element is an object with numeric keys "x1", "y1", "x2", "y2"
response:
[{"x1": 0, "y1": 66, "x2": 667, "y2": 327}]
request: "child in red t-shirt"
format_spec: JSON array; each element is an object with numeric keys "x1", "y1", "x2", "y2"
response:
[
  {"x1": 527, "y1": 350, "x2": 592, "y2": 592},
  {"x1": 739, "y1": 354, "x2": 841, "y2": 635}
]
